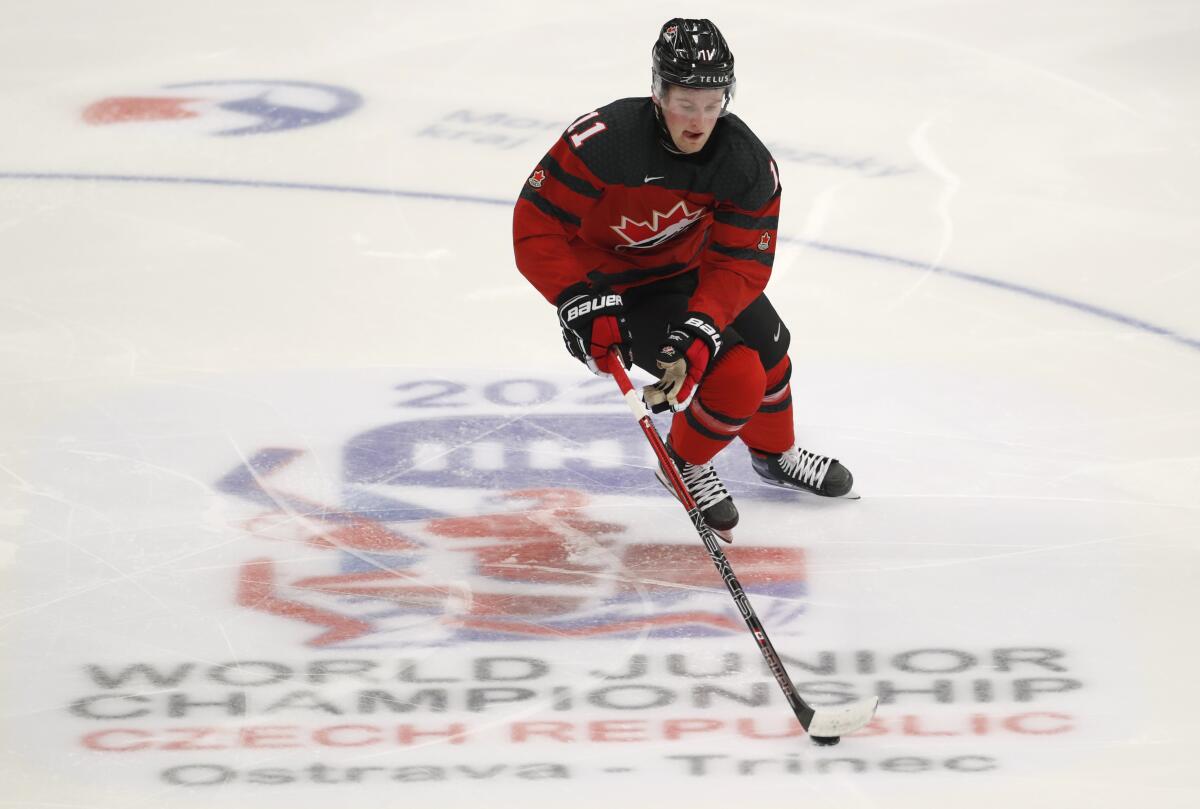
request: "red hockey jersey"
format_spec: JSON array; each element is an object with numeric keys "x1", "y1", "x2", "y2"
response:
[{"x1": 513, "y1": 97, "x2": 781, "y2": 329}]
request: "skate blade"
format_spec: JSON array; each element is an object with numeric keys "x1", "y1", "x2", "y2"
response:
[{"x1": 757, "y1": 478, "x2": 861, "y2": 500}]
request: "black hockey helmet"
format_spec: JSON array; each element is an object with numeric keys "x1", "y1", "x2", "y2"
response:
[{"x1": 651, "y1": 18, "x2": 736, "y2": 110}]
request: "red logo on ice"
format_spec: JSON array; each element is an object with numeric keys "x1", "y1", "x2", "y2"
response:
[
  {"x1": 219, "y1": 447, "x2": 807, "y2": 648},
  {"x1": 84, "y1": 97, "x2": 201, "y2": 125},
  {"x1": 611, "y1": 201, "x2": 706, "y2": 250},
  {"x1": 81, "y1": 80, "x2": 362, "y2": 136}
]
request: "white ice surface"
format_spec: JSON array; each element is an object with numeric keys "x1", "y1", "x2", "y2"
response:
[{"x1": 2, "y1": 1, "x2": 1199, "y2": 807}]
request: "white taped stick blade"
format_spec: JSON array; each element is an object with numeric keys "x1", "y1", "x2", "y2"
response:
[{"x1": 806, "y1": 696, "x2": 880, "y2": 737}]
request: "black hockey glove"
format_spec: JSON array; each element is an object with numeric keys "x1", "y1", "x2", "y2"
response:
[
  {"x1": 556, "y1": 283, "x2": 633, "y2": 376},
  {"x1": 643, "y1": 312, "x2": 722, "y2": 413}
]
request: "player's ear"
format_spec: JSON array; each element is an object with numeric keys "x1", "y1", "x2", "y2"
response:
[{"x1": 650, "y1": 74, "x2": 668, "y2": 107}]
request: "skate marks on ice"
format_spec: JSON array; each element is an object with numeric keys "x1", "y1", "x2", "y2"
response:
[{"x1": 0, "y1": 367, "x2": 1148, "y2": 807}]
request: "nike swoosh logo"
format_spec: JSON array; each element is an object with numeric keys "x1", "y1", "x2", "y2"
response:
[
  {"x1": 773, "y1": 323, "x2": 782, "y2": 341},
  {"x1": 644, "y1": 175, "x2": 665, "y2": 183}
]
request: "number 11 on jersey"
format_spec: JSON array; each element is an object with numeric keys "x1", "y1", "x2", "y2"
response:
[{"x1": 567, "y1": 111, "x2": 607, "y2": 147}]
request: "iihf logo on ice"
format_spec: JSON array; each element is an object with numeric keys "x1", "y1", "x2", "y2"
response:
[
  {"x1": 216, "y1": 383, "x2": 808, "y2": 649},
  {"x1": 83, "y1": 80, "x2": 362, "y2": 136}
]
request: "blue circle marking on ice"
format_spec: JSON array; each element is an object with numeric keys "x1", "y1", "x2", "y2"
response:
[{"x1": 0, "y1": 170, "x2": 1195, "y2": 354}]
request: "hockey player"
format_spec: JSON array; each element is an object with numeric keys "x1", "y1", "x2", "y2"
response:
[{"x1": 513, "y1": 18, "x2": 853, "y2": 541}]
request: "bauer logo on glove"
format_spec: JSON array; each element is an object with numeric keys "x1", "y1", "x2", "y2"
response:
[
  {"x1": 564, "y1": 294, "x2": 623, "y2": 324},
  {"x1": 555, "y1": 283, "x2": 633, "y2": 376},
  {"x1": 683, "y1": 316, "x2": 722, "y2": 351}
]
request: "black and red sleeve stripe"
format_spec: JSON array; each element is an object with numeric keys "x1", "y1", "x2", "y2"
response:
[{"x1": 512, "y1": 132, "x2": 608, "y2": 304}]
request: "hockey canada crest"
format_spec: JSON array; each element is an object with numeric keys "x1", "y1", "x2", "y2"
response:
[
  {"x1": 758, "y1": 230, "x2": 772, "y2": 251},
  {"x1": 528, "y1": 168, "x2": 546, "y2": 188},
  {"x1": 611, "y1": 200, "x2": 706, "y2": 250}
]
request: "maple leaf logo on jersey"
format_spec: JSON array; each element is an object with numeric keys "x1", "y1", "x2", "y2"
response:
[
  {"x1": 611, "y1": 201, "x2": 706, "y2": 250},
  {"x1": 758, "y1": 231, "x2": 772, "y2": 251},
  {"x1": 528, "y1": 168, "x2": 546, "y2": 188}
]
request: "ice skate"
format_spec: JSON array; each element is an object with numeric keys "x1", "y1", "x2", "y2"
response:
[
  {"x1": 750, "y1": 445, "x2": 856, "y2": 498},
  {"x1": 655, "y1": 442, "x2": 739, "y2": 541}
]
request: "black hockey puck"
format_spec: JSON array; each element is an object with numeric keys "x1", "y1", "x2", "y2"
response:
[{"x1": 810, "y1": 735, "x2": 840, "y2": 747}]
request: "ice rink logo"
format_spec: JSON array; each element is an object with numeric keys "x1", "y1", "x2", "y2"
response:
[
  {"x1": 82, "y1": 80, "x2": 362, "y2": 136},
  {"x1": 217, "y1": 408, "x2": 807, "y2": 649}
]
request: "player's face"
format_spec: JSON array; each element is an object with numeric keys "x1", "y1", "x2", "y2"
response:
[{"x1": 659, "y1": 87, "x2": 725, "y2": 154}]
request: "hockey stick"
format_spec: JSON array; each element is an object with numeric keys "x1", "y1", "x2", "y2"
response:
[{"x1": 607, "y1": 349, "x2": 879, "y2": 744}]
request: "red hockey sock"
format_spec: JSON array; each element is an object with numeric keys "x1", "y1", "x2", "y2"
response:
[
  {"x1": 669, "y1": 345, "x2": 766, "y2": 465},
  {"x1": 738, "y1": 355, "x2": 795, "y2": 455}
]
